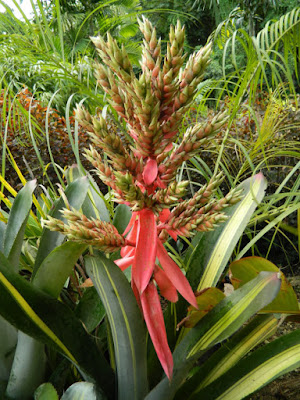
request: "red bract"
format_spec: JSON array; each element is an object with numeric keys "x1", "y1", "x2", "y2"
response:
[
  {"x1": 133, "y1": 209, "x2": 157, "y2": 293},
  {"x1": 140, "y1": 280, "x2": 173, "y2": 380},
  {"x1": 114, "y1": 207, "x2": 198, "y2": 379}
]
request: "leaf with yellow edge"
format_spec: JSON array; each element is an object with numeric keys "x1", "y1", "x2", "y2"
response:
[
  {"x1": 229, "y1": 256, "x2": 300, "y2": 314},
  {"x1": 0, "y1": 252, "x2": 114, "y2": 398}
]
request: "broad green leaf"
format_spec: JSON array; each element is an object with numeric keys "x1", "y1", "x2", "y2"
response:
[
  {"x1": 175, "y1": 315, "x2": 278, "y2": 399},
  {"x1": 75, "y1": 287, "x2": 106, "y2": 333},
  {"x1": 34, "y1": 177, "x2": 89, "y2": 273},
  {"x1": 185, "y1": 173, "x2": 267, "y2": 292},
  {"x1": 85, "y1": 252, "x2": 148, "y2": 400},
  {"x1": 33, "y1": 242, "x2": 87, "y2": 297},
  {"x1": 195, "y1": 329, "x2": 300, "y2": 400},
  {"x1": 0, "y1": 316, "x2": 17, "y2": 381},
  {"x1": 34, "y1": 383, "x2": 59, "y2": 400},
  {"x1": 61, "y1": 382, "x2": 106, "y2": 400},
  {"x1": 4, "y1": 180, "x2": 36, "y2": 271},
  {"x1": 66, "y1": 164, "x2": 110, "y2": 222},
  {"x1": 82, "y1": 181, "x2": 110, "y2": 222},
  {"x1": 6, "y1": 332, "x2": 46, "y2": 400},
  {"x1": 0, "y1": 252, "x2": 115, "y2": 398},
  {"x1": 145, "y1": 271, "x2": 280, "y2": 400},
  {"x1": 229, "y1": 256, "x2": 300, "y2": 314},
  {"x1": 113, "y1": 204, "x2": 132, "y2": 234}
]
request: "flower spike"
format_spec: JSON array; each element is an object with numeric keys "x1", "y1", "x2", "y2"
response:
[{"x1": 45, "y1": 18, "x2": 243, "y2": 379}]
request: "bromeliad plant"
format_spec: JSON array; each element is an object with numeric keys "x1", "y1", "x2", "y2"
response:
[
  {"x1": 44, "y1": 17, "x2": 242, "y2": 378},
  {"x1": 0, "y1": 17, "x2": 299, "y2": 400}
]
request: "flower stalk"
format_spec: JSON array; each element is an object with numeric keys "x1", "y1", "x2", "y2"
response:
[{"x1": 44, "y1": 17, "x2": 242, "y2": 380}]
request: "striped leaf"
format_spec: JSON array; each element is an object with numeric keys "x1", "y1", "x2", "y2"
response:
[
  {"x1": 175, "y1": 314, "x2": 278, "y2": 399},
  {"x1": 145, "y1": 271, "x2": 280, "y2": 400},
  {"x1": 185, "y1": 173, "x2": 267, "y2": 292},
  {"x1": 195, "y1": 329, "x2": 300, "y2": 400},
  {"x1": 85, "y1": 252, "x2": 148, "y2": 400},
  {"x1": 0, "y1": 252, "x2": 114, "y2": 399}
]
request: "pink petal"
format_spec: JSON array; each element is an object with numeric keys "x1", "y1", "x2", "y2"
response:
[
  {"x1": 132, "y1": 209, "x2": 157, "y2": 293},
  {"x1": 115, "y1": 256, "x2": 134, "y2": 271},
  {"x1": 157, "y1": 239, "x2": 198, "y2": 308},
  {"x1": 121, "y1": 219, "x2": 138, "y2": 258},
  {"x1": 154, "y1": 265, "x2": 178, "y2": 303},
  {"x1": 159, "y1": 209, "x2": 171, "y2": 223},
  {"x1": 140, "y1": 281, "x2": 173, "y2": 380},
  {"x1": 143, "y1": 158, "x2": 158, "y2": 186}
]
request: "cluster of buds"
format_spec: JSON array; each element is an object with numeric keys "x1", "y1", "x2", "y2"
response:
[{"x1": 44, "y1": 17, "x2": 241, "y2": 380}]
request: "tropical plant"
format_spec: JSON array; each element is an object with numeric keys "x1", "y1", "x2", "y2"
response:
[
  {"x1": 0, "y1": 16, "x2": 299, "y2": 400},
  {"x1": 0, "y1": 0, "x2": 142, "y2": 112},
  {"x1": 209, "y1": 6, "x2": 300, "y2": 103}
]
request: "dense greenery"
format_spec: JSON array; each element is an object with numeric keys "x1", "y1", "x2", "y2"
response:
[{"x1": 0, "y1": 1, "x2": 299, "y2": 399}]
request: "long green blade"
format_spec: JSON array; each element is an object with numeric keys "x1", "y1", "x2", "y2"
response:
[
  {"x1": 195, "y1": 330, "x2": 300, "y2": 400},
  {"x1": 85, "y1": 252, "x2": 148, "y2": 400},
  {"x1": 146, "y1": 271, "x2": 280, "y2": 400},
  {"x1": 175, "y1": 315, "x2": 278, "y2": 399},
  {"x1": 33, "y1": 241, "x2": 87, "y2": 297},
  {"x1": 4, "y1": 180, "x2": 36, "y2": 270},
  {"x1": 185, "y1": 173, "x2": 267, "y2": 291},
  {"x1": 0, "y1": 252, "x2": 114, "y2": 398},
  {"x1": 34, "y1": 177, "x2": 89, "y2": 274}
]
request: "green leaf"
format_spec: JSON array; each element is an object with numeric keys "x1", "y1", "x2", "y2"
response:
[
  {"x1": 61, "y1": 382, "x2": 106, "y2": 400},
  {"x1": 32, "y1": 241, "x2": 87, "y2": 297},
  {"x1": 0, "y1": 316, "x2": 17, "y2": 381},
  {"x1": 185, "y1": 173, "x2": 267, "y2": 292},
  {"x1": 34, "y1": 177, "x2": 89, "y2": 274},
  {"x1": 66, "y1": 165, "x2": 110, "y2": 222},
  {"x1": 0, "y1": 252, "x2": 115, "y2": 399},
  {"x1": 229, "y1": 257, "x2": 300, "y2": 314},
  {"x1": 195, "y1": 329, "x2": 300, "y2": 400},
  {"x1": 6, "y1": 332, "x2": 46, "y2": 400},
  {"x1": 145, "y1": 271, "x2": 281, "y2": 400},
  {"x1": 4, "y1": 180, "x2": 36, "y2": 271},
  {"x1": 112, "y1": 204, "x2": 132, "y2": 234},
  {"x1": 0, "y1": 221, "x2": 5, "y2": 253},
  {"x1": 175, "y1": 315, "x2": 278, "y2": 399},
  {"x1": 75, "y1": 287, "x2": 106, "y2": 333},
  {"x1": 34, "y1": 383, "x2": 59, "y2": 400},
  {"x1": 85, "y1": 252, "x2": 148, "y2": 400},
  {"x1": 119, "y1": 24, "x2": 139, "y2": 38}
]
